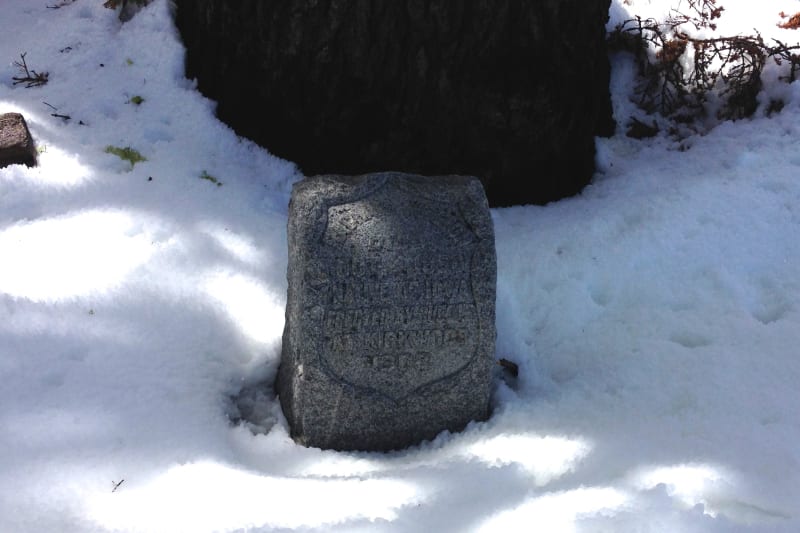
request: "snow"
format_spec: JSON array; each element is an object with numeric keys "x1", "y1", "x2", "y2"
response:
[{"x1": 1, "y1": 1, "x2": 799, "y2": 531}]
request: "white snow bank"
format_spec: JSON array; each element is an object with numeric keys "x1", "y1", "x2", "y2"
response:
[{"x1": 1, "y1": 1, "x2": 799, "y2": 531}]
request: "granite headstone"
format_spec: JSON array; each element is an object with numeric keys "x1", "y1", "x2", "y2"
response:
[{"x1": 276, "y1": 172, "x2": 496, "y2": 451}]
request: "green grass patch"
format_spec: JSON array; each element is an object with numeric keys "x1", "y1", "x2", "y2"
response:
[
  {"x1": 105, "y1": 145, "x2": 146, "y2": 168},
  {"x1": 128, "y1": 95, "x2": 144, "y2": 105}
]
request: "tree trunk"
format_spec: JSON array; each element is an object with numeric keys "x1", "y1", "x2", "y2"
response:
[{"x1": 175, "y1": 0, "x2": 614, "y2": 207}]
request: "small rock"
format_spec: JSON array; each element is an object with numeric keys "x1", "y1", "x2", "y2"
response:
[{"x1": 0, "y1": 113, "x2": 36, "y2": 168}]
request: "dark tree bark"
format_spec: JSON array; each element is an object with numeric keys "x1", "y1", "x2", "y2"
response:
[{"x1": 175, "y1": 0, "x2": 614, "y2": 207}]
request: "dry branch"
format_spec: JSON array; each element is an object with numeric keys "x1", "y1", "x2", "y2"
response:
[
  {"x1": 609, "y1": 0, "x2": 800, "y2": 121},
  {"x1": 11, "y1": 53, "x2": 49, "y2": 88}
]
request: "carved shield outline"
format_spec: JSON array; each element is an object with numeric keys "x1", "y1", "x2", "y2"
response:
[{"x1": 306, "y1": 175, "x2": 487, "y2": 402}]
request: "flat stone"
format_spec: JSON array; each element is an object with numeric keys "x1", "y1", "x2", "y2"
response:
[
  {"x1": 0, "y1": 113, "x2": 36, "y2": 168},
  {"x1": 276, "y1": 172, "x2": 496, "y2": 451}
]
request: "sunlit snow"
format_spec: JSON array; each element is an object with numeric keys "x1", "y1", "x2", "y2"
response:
[{"x1": 1, "y1": 0, "x2": 800, "y2": 531}]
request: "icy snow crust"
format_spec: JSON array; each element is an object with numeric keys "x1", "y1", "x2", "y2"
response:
[{"x1": 1, "y1": 0, "x2": 799, "y2": 531}]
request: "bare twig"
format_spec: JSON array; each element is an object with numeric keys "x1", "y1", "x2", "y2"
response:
[
  {"x1": 112, "y1": 479, "x2": 125, "y2": 492},
  {"x1": 608, "y1": 1, "x2": 800, "y2": 122},
  {"x1": 768, "y1": 37, "x2": 800, "y2": 82},
  {"x1": 12, "y1": 53, "x2": 49, "y2": 88},
  {"x1": 42, "y1": 102, "x2": 71, "y2": 121}
]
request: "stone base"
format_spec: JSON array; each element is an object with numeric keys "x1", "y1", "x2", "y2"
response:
[{"x1": 277, "y1": 359, "x2": 491, "y2": 451}]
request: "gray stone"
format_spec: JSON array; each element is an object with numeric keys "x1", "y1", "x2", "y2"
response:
[
  {"x1": 276, "y1": 172, "x2": 496, "y2": 451},
  {"x1": 0, "y1": 113, "x2": 36, "y2": 169}
]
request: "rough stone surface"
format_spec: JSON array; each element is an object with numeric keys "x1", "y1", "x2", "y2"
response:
[
  {"x1": 0, "y1": 113, "x2": 36, "y2": 168},
  {"x1": 276, "y1": 172, "x2": 496, "y2": 451},
  {"x1": 174, "y1": 0, "x2": 614, "y2": 207}
]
